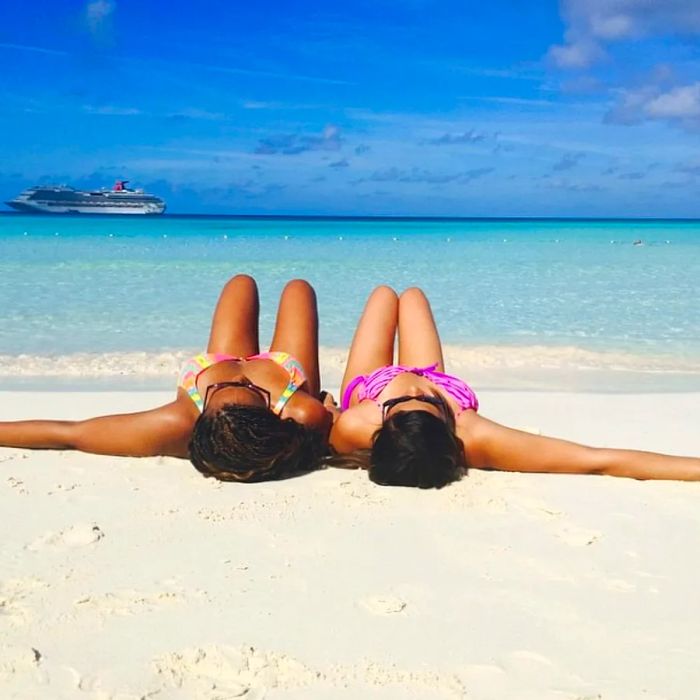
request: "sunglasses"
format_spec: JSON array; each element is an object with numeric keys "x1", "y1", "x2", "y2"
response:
[
  {"x1": 381, "y1": 394, "x2": 449, "y2": 422},
  {"x1": 202, "y1": 380, "x2": 271, "y2": 411}
]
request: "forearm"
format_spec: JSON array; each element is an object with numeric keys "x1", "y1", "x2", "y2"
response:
[
  {"x1": 463, "y1": 416, "x2": 700, "y2": 482},
  {"x1": 597, "y1": 448, "x2": 700, "y2": 481},
  {"x1": 0, "y1": 420, "x2": 77, "y2": 450},
  {"x1": 0, "y1": 403, "x2": 191, "y2": 458}
]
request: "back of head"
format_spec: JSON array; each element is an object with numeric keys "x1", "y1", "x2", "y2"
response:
[
  {"x1": 370, "y1": 410, "x2": 466, "y2": 488},
  {"x1": 189, "y1": 405, "x2": 325, "y2": 482}
]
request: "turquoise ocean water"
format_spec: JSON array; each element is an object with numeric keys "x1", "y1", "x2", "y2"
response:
[{"x1": 1, "y1": 214, "x2": 699, "y2": 389}]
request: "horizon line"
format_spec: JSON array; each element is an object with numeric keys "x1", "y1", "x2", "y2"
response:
[{"x1": 2, "y1": 211, "x2": 700, "y2": 223}]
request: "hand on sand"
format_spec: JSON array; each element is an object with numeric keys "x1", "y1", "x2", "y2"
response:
[
  {"x1": 321, "y1": 391, "x2": 338, "y2": 408},
  {"x1": 320, "y1": 392, "x2": 341, "y2": 425}
]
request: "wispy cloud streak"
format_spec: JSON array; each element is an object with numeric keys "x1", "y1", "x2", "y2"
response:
[
  {"x1": 0, "y1": 42, "x2": 68, "y2": 56},
  {"x1": 423, "y1": 130, "x2": 486, "y2": 145},
  {"x1": 254, "y1": 126, "x2": 343, "y2": 155},
  {"x1": 355, "y1": 167, "x2": 493, "y2": 185}
]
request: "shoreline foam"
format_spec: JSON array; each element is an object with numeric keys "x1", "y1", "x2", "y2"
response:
[{"x1": 2, "y1": 344, "x2": 700, "y2": 393}]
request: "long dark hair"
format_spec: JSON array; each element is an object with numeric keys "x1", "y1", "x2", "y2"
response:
[
  {"x1": 370, "y1": 410, "x2": 466, "y2": 488},
  {"x1": 189, "y1": 405, "x2": 325, "y2": 482}
]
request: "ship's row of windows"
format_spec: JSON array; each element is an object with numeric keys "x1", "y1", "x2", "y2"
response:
[
  {"x1": 29, "y1": 193, "x2": 162, "y2": 204},
  {"x1": 32, "y1": 199, "x2": 163, "y2": 207},
  {"x1": 29, "y1": 190, "x2": 159, "y2": 202}
]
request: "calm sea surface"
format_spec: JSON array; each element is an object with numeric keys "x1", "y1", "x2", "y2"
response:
[{"x1": 1, "y1": 214, "x2": 699, "y2": 382}]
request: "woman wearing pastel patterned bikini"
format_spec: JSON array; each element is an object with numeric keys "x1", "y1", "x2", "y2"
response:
[
  {"x1": 0, "y1": 274, "x2": 332, "y2": 482},
  {"x1": 330, "y1": 286, "x2": 700, "y2": 487}
]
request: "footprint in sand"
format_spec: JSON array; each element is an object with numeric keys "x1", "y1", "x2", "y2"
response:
[
  {"x1": 359, "y1": 595, "x2": 407, "y2": 615},
  {"x1": 75, "y1": 589, "x2": 185, "y2": 617},
  {"x1": 6, "y1": 476, "x2": 29, "y2": 495},
  {"x1": 27, "y1": 523, "x2": 105, "y2": 551},
  {"x1": 152, "y1": 644, "x2": 317, "y2": 698},
  {"x1": 0, "y1": 578, "x2": 50, "y2": 626}
]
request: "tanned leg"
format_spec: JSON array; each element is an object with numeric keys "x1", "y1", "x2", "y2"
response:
[
  {"x1": 340, "y1": 286, "x2": 399, "y2": 399},
  {"x1": 269, "y1": 279, "x2": 321, "y2": 397},
  {"x1": 206, "y1": 274, "x2": 260, "y2": 356},
  {"x1": 397, "y1": 287, "x2": 445, "y2": 371}
]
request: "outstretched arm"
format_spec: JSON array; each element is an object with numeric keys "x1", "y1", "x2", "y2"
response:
[
  {"x1": 461, "y1": 415, "x2": 700, "y2": 481},
  {"x1": 0, "y1": 402, "x2": 193, "y2": 458}
]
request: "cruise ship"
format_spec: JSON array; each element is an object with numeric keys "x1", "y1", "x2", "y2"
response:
[{"x1": 5, "y1": 180, "x2": 166, "y2": 215}]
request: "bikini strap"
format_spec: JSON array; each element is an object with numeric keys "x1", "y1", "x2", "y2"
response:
[
  {"x1": 271, "y1": 380, "x2": 300, "y2": 416},
  {"x1": 257, "y1": 352, "x2": 307, "y2": 416},
  {"x1": 341, "y1": 374, "x2": 366, "y2": 410}
]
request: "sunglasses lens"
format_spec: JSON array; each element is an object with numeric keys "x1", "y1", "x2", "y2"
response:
[
  {"x1": 382, "y1": 394, "x2": 448, "y2": 421},
  {"x1": 204, "y1": 381, "x2": 270, "y2": 410}
]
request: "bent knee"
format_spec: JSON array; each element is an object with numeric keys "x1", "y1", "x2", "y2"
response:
[
  {"x1": 369, "y1": 285, "x2": 398, "y2": 302},
  {"x1": 399, "y1": 286, "x2": 428, "y2": 303},
  {"x1": 282, "y1": 278, "x2": 316, "y2": 298},
  {"x1": 224, "y1": 273, "x2": 257, "y2": 290}
]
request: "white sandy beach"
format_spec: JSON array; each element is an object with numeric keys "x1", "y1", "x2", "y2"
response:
[{"x1": 2, "y1": 389, "x2": 700, "y2": 700}]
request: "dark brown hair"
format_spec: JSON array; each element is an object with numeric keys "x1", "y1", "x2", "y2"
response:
[
  {"x1": 369, "y1": 410, "x2": 466, "y2": 488},
  {"x1": 189, "y1": 405, "x2": 325, "y2": 482}
]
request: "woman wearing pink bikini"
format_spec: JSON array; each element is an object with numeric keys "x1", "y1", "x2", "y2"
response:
[
  {"x1": 330, "y1": 286, "x2": 700, "y2": 487},
  {"x1": 0, "y1": 274, "x2": 332, "y2": 482}
]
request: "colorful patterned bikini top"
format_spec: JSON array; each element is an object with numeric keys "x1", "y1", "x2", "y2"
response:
[
  {"x1": 341, "y1": 363, "x2": 479, "y2": 413},
  {"x1": 178, "y1": 351, "x2": 307, "y2": 415}
]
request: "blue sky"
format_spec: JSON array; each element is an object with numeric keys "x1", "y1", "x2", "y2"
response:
[{"x1": 1, "y1": 0, "x2": 700, "y2": 216}]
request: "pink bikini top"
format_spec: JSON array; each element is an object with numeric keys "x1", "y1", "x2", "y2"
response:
[{"x1": 341, "y1": 364, "x2": 479, "y2": 413}]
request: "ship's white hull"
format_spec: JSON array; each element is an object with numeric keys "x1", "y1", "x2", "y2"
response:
[
  {"x1": 7, "y1": 201, "x2": 165, "y2": 215},
  {"x1": 6, "y1": 183, "x2": 167, "y2": 215}
]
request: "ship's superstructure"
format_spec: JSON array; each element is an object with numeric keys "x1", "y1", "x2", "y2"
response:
[{"x1": 5, "y1": 181, "x2": 166, "y2": 215}]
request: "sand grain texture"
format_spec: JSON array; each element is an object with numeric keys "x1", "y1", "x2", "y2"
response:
[{"x1": 1, "y1": 390, "x2": 699, "y2": 699}]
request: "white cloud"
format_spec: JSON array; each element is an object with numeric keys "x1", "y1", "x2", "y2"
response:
[
  {"x1": 550, "y1": 0, "x2": 700, "y2": 68},
  {"x1": 168, "y1": 108, "x2": 225, "y2": 121},
  {"x1": 590, "y1": 13, "x2": 635, "y2": 40},
  {"x1": 242, "y1": 100, "x2": 273, "y2": 110},
  {"x1": 475, "y1": 96, "x2": 556, "y2": 107},
  {"x1": 645, "y1": 83, "x2": 700, "y2": 118},
  {"x1": 323, "y1": 124, "x2": 340, "y2": 140},
  {"x1": 606, "y1": 81, "x2": 700, "y2": 127},
  {"x1": 84, "y1": 104, "x2": 141, "y2": 116},
  {"x1": 85, "y1": 0, "x2": 115, "y2": 37},
  {"x1": 549, "y1": 38, "x2": 604, "y2": 69}
]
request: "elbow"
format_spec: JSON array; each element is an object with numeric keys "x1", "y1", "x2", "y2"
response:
[
  {"x1": 586, "y1": 447, "x2": 611, "y2": 476},
  {"x1": 52, "y1": 421, "x2": 80, "y2": 450},
  {"x1": 589, "y1": 448, "x2": 645, "y2": 479}
]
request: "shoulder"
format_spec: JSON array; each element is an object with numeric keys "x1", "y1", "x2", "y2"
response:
[
  {"x1": 455, "y1": 411, "x2": 495, "y2": 468},
  {"x1": 175, "y1": 388, "x2": 204, "y2": 421},
  {"x1": 330, "y1": 405, "x2": 380, "y2": 453},
  {"x1": 286, "y1": 395, "x2": 330, "y2": 433},
  {"x1": 156, "y1": 400, "x2": 199, "y2": 447}
]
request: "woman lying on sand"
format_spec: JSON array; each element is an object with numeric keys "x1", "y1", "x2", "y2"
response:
[
  {"x1": 330, "y1": 286, "x2": 700, "y2": 486},
  {"x1": 0, "y1": 274, "x2": 331, "y2": 482}
]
